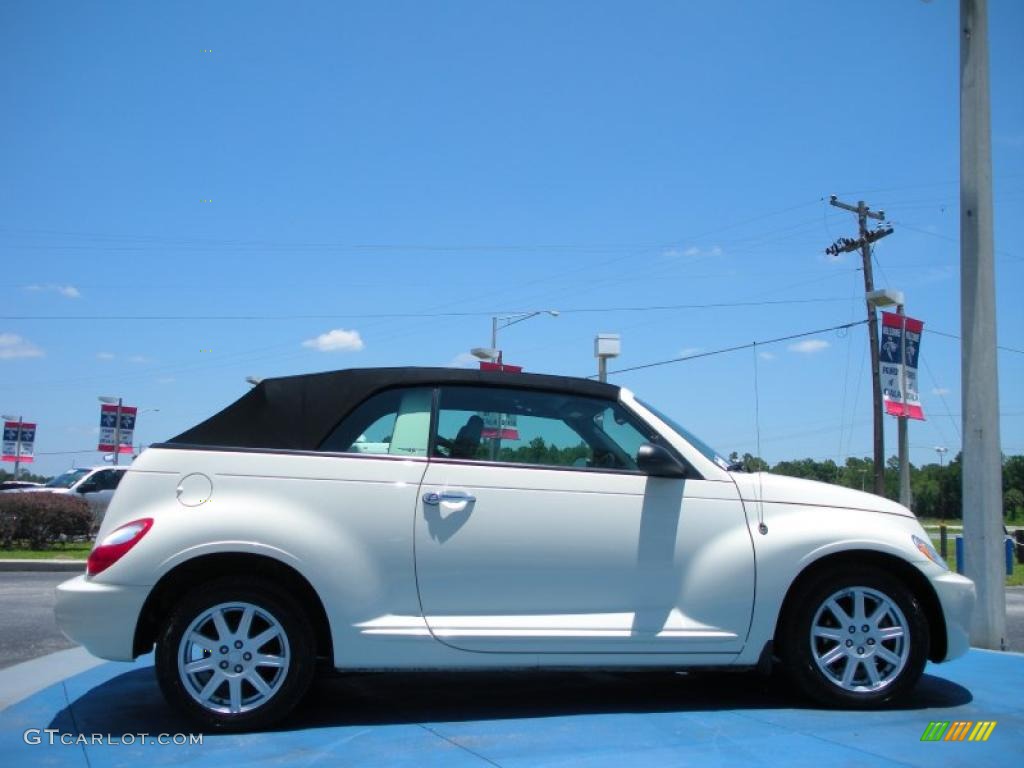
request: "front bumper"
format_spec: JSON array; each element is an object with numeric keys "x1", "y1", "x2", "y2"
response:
[
  {"x1": 928, "y1": 570, "x2": 975, "y2": 662},
  {"x1": 55, "y1": 575, "x2": 150, "y2": 661}
]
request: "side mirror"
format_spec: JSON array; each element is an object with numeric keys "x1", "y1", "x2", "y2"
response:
[
  {"x1": 636, "y1": 443, "x2": 688, "y2": 479},
  {"x1": 77, "y1": 480, "x2": 98, "y2": 494}
]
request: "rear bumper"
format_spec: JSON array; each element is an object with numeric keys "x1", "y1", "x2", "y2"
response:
[
  {"x1": 928, "y1": 571, "x2": 975, "y2": 662},
  {"x1": 54, "y1": 575, "x2": 149, "y2": 661}
]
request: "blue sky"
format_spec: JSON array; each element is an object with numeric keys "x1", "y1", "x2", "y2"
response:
[{"x1": 1, "y1": 0, "x2": 1022, "y2": 476}]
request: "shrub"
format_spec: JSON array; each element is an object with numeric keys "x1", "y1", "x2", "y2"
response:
[{"x1": 0, "y1": 493, "x2": 93, "y2": 550}]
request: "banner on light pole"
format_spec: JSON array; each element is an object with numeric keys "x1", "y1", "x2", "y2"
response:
[
  {"x1": 879, "y1": 311, "x2": 925, "y2": 421},
  {"x1": 98, "y1": 404, "x2": 137, "y2": 453},
  {"x1": 2, "y1": 421, "x2": 36, "y2": 463}
]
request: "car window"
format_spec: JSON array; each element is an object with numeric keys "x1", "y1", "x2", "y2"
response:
[
  {"x1": 434, "y1": 386, "x2": 655, "y2": 471},
  {"x1": 319, "y1": 387, "x2": 432, "y2": 457},
  {"x1": 45, "y1": 468, "x2": 90, "y2": 488},
  {"x1": 90, "y1": 469, "x2": 124, "y2": 491}
]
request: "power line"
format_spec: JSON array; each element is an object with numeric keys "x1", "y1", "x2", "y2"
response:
[
  {"x1": 925, "y1": 328, "x2": 1024, "y2": 355},
  {"x1": 0, "y1": 297, "x2": 856, "y2": 322},
  {"x1": 597, "y1": 320, "x2": 867, "y2": 377}
]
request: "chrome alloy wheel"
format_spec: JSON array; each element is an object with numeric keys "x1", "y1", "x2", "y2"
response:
[
  {"x1": 177, "y1": 601, "x2": 291, "y2": 715},
  {"x1": 809, "y1": 586, "x2": 910, "y2": 693}
]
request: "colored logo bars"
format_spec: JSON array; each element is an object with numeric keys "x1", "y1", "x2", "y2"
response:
[
  {"x1": 920, "y1": 721, "x2": 997, "y2": 742},
  {"x1": 879, "y1": 311, "x2": 925, "y2": 421}
]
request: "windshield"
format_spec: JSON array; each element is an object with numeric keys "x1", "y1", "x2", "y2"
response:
[
  {"x1": 637, "y1": 400, "x2": 731, "y2": 471},
  {"x1": 44, "y1": 468, "x2": 91, "y2": 489}
]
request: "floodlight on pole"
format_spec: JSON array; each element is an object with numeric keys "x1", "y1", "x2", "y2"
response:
[
  {"x1": 594, "y1": 333, "x2": 621, "y2": 383},
  {"x1": 935, "y1": 446, "x2": 949, "y2": 467},
  {"x1": 470, "y1": 347, "x2": 499, "y2": 363}
]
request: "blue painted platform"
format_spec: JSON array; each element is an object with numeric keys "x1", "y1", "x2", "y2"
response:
[{"x1": 1, "y1": 650, "x2": 1021, "y2": 766}]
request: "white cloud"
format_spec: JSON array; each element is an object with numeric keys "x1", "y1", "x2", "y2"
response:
[
  {"x1": 96, "y1": 352, "x2": 115, "y2": 361},
  {"x1": 0, "y1": 333, "x2": 44, "y2": 359},
  {"x1": 932, "y1": 387, "x2": 951, "y2": 396},
  {"x1": 448, "y1": 352, "x2": 479, "y2": 369},
  {"x1": 301, "y1": 328, "x2": 365, "y2": 353},
  {"x1": 788, "y1": 339, "x2": 830, "y2": 354},
  {"x1": 25, "y1": 284, "x2": 81, "y2": 299},
  {"x1": 128, "y1": 355, "x2": 151, "y2": 364},
  {"x1": 678, "y1": 347, "x2": 703, "y2": 358},
  {"x1": 663, "y1": 244, "x2": 723, "y2": 260},
  {"x1": 759, "y1": 351, "x2": 777, "y2": 361}
]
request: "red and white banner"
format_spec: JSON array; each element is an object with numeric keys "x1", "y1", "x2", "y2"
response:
[
  {"x1": 879, "y1": 312, "x2": 925, "y2": 420},
  {"x1": 98, "y1": 404, "x2": 137, "y2": 454},
  {"x1": 480, "y1": 412, "x2": 519, "y2": 441},
  {"x1": 2, "y1": 421, "x2": 36, "y2": 463}
]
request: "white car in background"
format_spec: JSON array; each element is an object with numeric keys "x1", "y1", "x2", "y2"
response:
[
  {"x1": 6, "y1": 466, "x2": 127, "y2": 527},
  {"x1": 55, "y1": 367, "x2": 974, "y2": 731}
]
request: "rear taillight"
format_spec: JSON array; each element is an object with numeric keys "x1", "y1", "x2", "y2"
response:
[{"x1": 87, "y1": 518, "x2": 153, "y2": 576}]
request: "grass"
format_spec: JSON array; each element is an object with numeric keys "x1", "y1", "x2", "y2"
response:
[
  {"x1": 0, "y1": 543, "x2": 91, "y2": 560},
  {"x1": 929, "y1": 535, "x2": 1023, "y2": 587}
]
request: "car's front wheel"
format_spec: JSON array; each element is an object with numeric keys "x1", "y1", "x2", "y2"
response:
[
  {"x1": 779, "y1": 566, "x2": 929, "y2": 707},
  {"x1": 155, "y1": 577, "x2": 315, "y2": 730}
]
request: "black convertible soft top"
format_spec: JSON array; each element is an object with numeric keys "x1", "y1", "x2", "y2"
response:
[{"x1": 165, "y1": 367, "x2": 619, "y2": 450}]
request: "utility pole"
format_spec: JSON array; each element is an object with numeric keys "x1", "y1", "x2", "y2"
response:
[
  {"x1": 960, "y1": 0, "x2": 1004, "y2": 650},
  {"x1": 826, "y1": 197, "x2": 893, "y2": 495}
]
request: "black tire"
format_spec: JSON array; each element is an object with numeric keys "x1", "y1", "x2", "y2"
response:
[
  {"x1": 778, "y1": 566, "x2": 929, "y2": 708},
  {"x1": 155, "y1": 576, "x2": 315, "y2": 731}
]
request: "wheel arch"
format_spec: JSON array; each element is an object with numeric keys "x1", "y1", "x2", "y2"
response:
[
  {"x1": 133, "y1": 552, "x2": 334, "y2": 665},
  {"x1": 773, "y1": 549, "x2": 947, "y2": 663}
]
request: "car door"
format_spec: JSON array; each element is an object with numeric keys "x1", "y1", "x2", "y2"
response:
[
  {"x1": 414, "y1": 384, "x2": 755, "y2": 655},
  {"x1": 76, "y1": 470, "x2": 117, "y2": 522}
]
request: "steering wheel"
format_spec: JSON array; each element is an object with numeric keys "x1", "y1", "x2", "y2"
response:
[{"x1": 434, "y1": 435, "x2": 454, "y2": 457}]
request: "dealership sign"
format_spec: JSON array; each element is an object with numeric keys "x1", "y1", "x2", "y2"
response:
[
  {"x1": 2, "y1": 421, "x2": 36, "y2": 463},
  {"x1": 98, "y1": 404, "x2": 137, "y2": 454},
  {"x1": 879, "y1": 312, "x2": 925, "y2": 420}
]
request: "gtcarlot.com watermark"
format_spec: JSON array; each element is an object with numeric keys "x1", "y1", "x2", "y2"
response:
[{"x1": 24, "y1": 729, "x2": 203, "y2": 746}]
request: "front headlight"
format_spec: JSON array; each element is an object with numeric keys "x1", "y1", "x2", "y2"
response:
[{"x1": 913, "y1": 534, "x2": 948, "y2": 570}]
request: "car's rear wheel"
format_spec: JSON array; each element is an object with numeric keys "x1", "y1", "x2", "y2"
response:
[
  {"x1": 155, "y1": 577, "x2": 315, "y2": 730},
  {"x1": 779, "y1": 566, "x2": 929, "y2": 707}
]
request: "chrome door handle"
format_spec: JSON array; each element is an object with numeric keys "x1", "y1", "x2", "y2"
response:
[{"x1": 422, "y1": 491, "x2": 477, "y2": 505}]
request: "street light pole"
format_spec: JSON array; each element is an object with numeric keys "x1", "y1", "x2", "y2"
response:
[
  {"x1": 473, "y1": 310, "x2": 559, "y2": 368},
  {"x1": 935, "y1": 446, "x2": 948, "y2": 467},
  {"x1": 15, "y1": 416, "x2": 21, "y2": 480},
  {"x1": 113, "y1": 397, "x2": 123, "y2": 466},
  {"x1": 3, "y1": 415, "x2": 24, "y2": 480}
]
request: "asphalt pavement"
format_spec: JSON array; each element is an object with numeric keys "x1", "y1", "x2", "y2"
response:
[
  {"x1": 0, "y1": 572, "x2": 76, "y2": 670},
  {"x1": 0, "y1": 573, "x2": 1021, "y2": 672}
]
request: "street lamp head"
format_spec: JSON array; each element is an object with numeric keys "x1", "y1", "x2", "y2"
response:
[
  {"x1": 1, "y1": 414, "x2": 17, "y2": 421},
  {"x1": 546, "y1": 310, "x2": 560, "y2": 317},
  {"x1": 97, "y1": 396, "x2": 120, "y2": 404},
  {"x1": 866, "y1": 289, "x2": 905, "y2": 308},
  {"x1": 245, "y1": 376, "x2": 263, "y2": 387},
  {"x1": 470, "y1": 347, "x2": 499, "y2": 362}
]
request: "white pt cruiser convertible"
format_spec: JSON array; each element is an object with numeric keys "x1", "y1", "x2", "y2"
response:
[{"x1": 56, "y1": 367, "x2": 975, "y2": 730}]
